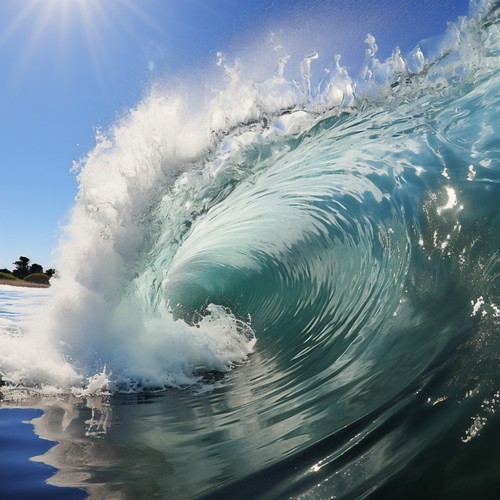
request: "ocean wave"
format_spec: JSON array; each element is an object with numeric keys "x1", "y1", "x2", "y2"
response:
[{"x1": 1, "y1": 2, "x2": 499, "y2": 498}]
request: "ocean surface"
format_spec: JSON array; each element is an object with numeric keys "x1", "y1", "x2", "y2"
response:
[{"x1": 1, "y1": 1, "x2": 499, "y2": 498}]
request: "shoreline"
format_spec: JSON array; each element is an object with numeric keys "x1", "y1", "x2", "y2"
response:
[{"x1": 0, "y1": 279, "x2": 50, "y2": 289}]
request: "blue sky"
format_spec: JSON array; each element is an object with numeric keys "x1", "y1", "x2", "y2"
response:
[{"x1": 0, "y1": 0, "x2": 469, "y2": 270}]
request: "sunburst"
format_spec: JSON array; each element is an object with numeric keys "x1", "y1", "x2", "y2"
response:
[{"x1": 0, "y1": 0, "x2": 162, "y2": 95}]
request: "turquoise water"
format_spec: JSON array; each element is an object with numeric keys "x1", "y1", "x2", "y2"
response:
[{"x1": 1, "y1": 1, "x2": 500, "y2": 497}]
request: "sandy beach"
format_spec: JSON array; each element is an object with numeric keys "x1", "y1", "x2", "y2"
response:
[{"x1": 0, "y1": 279, "x2": 50, "y2": 289}]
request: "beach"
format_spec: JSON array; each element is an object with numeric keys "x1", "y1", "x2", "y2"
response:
[{"x1": 0, "y1": 279, "x2": 50, "y2": 289}]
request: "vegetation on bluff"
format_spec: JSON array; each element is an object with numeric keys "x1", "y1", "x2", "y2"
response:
[
  {"x1": 0, "y1": 271, "x2": 17, "y2": 281},
  {"x1": 23, "y1": 273, "x2": 51, "y2": 285}
]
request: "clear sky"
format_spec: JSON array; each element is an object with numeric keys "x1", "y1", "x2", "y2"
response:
[{"x1": 0, "y1": 0, "x2": 469, "y2": 271}]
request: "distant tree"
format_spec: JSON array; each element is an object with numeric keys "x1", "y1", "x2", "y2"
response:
[
  {"x1": 13, "y1": 256, "x2": 30, "y2": 279},
  {"x1": 0, "y1": 268, "x2": 12, "y2": 275},
  {"x1": 29, "y1": 263, "x2": 44, "y2": 275},
  {"x1": 45, "y1": 268, "x2": 56, "y2": 278}
]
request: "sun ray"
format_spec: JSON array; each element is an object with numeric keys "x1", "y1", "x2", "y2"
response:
[
  {"x1": 6, "y1": 2, "x2": 58, "y2": 93},
  {"x1": 1, "y1": 0, "x2": 179, "y2": 105},
  {"x1": 0, "y1": 0, "x2": 36, "y2": 49}
]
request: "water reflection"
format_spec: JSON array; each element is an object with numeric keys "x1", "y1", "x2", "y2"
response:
[{"x1": 24, "y1": 351, "x2": 310, "y2": 499}]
